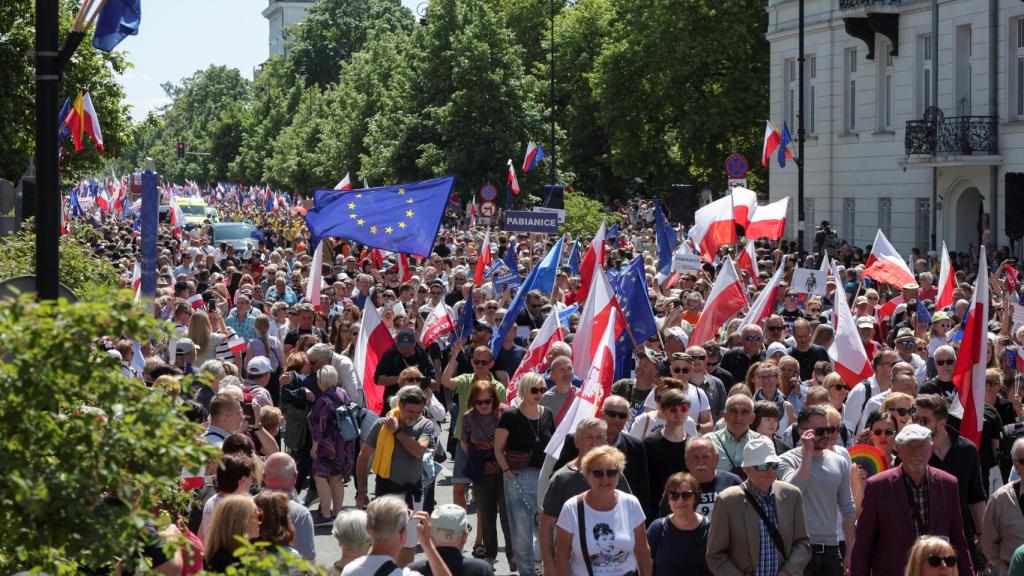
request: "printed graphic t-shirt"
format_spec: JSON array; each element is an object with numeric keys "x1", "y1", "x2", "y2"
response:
[{"x1": 555, "y1": 490, "x2": 646, "y2": 576}]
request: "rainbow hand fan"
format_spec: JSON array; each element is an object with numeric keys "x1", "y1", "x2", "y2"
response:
[{"x1": 849, "y1": 444, "x2": 889, "y2": 477}]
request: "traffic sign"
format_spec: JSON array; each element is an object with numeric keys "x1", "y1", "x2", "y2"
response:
[
  {"x1": 728, "y1": 178, "x2": 748, "y2": 189},
  {"x1": 480, "y1": 183, "x2": 498, "y2": 202},
  {"x1": 480, "y1": 201, "x2": 497, "y2": 217},
  {"x1": 724, "y1": 154, "x2": 749, "y2": 179}
]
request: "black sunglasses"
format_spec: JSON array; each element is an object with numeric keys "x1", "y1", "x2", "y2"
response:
[
  {"x1": 926, "y1": 555, "x2": 957, "y2": 568},
  {"x1": 671, "y1": 367, "x2": 691, "y2": 375},
  {"x1": 603, "y1": 409, "x2": 628, "y2": 420},
  {"x1": 934, "y1": 359, "x2": 955, "y2": 366},
  {"x1": 813, "y1": 426, "x2": 838, "y2": 436},
  {"x1": 474, "y1": 398, "x2": 494, "y2": 406},
  {"x1": 667, "y1": 490, "x2": 695, "y2": 501},
  {"x1": 889, "y1": 406, "x2": 916, "y2": 417},
  {"x1": 590, "y1": 468, "x2": 620, "y2": 480},
  {"x1": 529, "y1": 386, "x2": 544, "y2": 395},
  {"x1": 871, "y1": 428, "x2": 895, "y2": 437}
]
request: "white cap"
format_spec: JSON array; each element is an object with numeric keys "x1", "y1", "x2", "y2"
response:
[
  {"x1": 895, "y1": 423, "x2": 933, "y2": 444},
  {"x1": 741, "y1": 436, "x2": 780, "y2": 468}
]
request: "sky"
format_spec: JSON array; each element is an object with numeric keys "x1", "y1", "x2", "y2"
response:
[{"x1": 118, "y1": 0, "x2": 420, "y2": 122}]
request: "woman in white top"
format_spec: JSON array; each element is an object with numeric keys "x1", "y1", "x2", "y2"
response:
[
  {"x1": 629, "y1": 379, "x2": 698, "y2": 439},
  {"x1": 555, "y1": 445, "x2": 652, "y2": 576}
]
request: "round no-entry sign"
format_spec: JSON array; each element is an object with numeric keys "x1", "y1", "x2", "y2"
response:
[
  {"x1": 480, "y1": 201, "x2": 497, "y2": 217},
  {"x1": 724, "y1": 154, "x2": 749, "y2": 179},
  {"x1": 480, "y1": 183, "x2": 498, "y2": 202}
]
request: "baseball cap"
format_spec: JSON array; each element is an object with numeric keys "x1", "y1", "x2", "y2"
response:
[
  {"x1": 895, "y1": 423, "x2": 933, "y2": 444},
  {"x1": 473, "y1": 320, "x2": 493, "y2": 334},
  {"x1": 856, "y1": 316, "x2": 875, "y2": 329},
  {"x1": 396, "y1": 329, "x2": 417, "y2": 347},
  {"x1": 247, "y1": 356, "x2": 273, "y2": 376},
  {"x1": 932, "y1": 311, "x2": 952, "y2": 323},
  {"x1": 741, "y1": 436, "x2": 780, "y2": 468},
  {"x1": 430, "y1": 504, "x2": 469, "y2": 541},
  {"x1": 176, "y1": 338, "x2": 200, "y2": 355},
  {"x1": 766, "y1": 342, "x2": 789, "y2": 358},
  {"x1": 636, "y1": 347, "x2": 665, "y2": 368}
]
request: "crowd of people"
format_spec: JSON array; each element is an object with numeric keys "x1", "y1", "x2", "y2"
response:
[{"x1": 80, "y1": 193, "x2": 1024, "y2": 576}]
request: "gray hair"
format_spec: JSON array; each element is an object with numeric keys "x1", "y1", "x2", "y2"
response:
[
  {"x1": 317, "y1": 364, "x2": 339, "y2": 388},
  {"x1": 197, "y1": 359, "x2": 225, "y2": 380},
  {"x1": 1013, "y1": 437, "x2": 1024, "y2": 460},
  {"x1": 307, "y1": 343, "x2": 334, "y2": 364},
  {"x1": 575, "y1": 417, "x2": 607, "y2": 435},
  {"x1": 333, "y1": 510, "x2": 373, "y2": 552},
  {"x1": 935, "y1": 345, "x2": 957, "y2": 360},
  {"x1": 548, "y1": 341, "x2": 572, "y2": 358},
  {"x1": 366, "y1": 495, "x2": 410, "y2": 541}
]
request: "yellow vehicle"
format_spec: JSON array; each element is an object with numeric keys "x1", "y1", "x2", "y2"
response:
[{"x1": 175, "y1": 197, "x2": 209, "y2": 227}]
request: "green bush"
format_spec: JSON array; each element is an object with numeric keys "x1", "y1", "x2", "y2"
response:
[
  {"x1": 0, "y1": 219, "x2": 120, "y2": 301},
  {"x1": 0, "y1": 293, "x2": 210, "y2": 574},
  {"x1": 561, "y1": 191, "x2": 623, "y2": 238}
]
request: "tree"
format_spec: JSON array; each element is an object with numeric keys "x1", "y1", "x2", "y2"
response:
[
  {"x1": 230, "y1": 57, "x2": 304, "y2": 185},
  {"x1": 0, "y1": 292, "x2": 209, "y2": 573},
  {"x1": 1, "y1": 0, "x2": 133, "y2": 183},
  {"x1": 288, "y1": 0, "x2": 415, "y2": 87},
  {"x1": 561, "y1": 191, "x2": 622, "y2": 238}
]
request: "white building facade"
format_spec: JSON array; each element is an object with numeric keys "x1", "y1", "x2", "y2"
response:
[
  {"x1": 263, "y1": 0, "x2": 316, "y2": 59},
  {"x1": 767, "y1": 0, "x2": 1024, "y2": 255}
]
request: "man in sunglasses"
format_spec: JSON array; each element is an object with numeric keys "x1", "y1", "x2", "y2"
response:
[
  {"x1": 707, "y1": 436, "x2": 812, "y2": 576},
  {"x1": 919, "y1": 345, "x2": 963, "y2": 430},
  {"x1": 914, "y1": 394, "x2": 987, "y2": 571},
  {"x1": 778, "y1": 405, "x2": 855, "y2": 575},
  {"x1": 684, "y1": 345, "x2": 727, "y2": 423},
  {"x1": 719, "y1": 325, "x2": 766, "y2": 384},
  {"x1": 893, "y1": 326, "x2": 928, "y2": 385},
  {"x1": 844, "y1": 349, "x2": 898, "y2": 437},
  {"x1": 788, "y1": 319, "x2": 830, "y2": 382},
  {"x1": 851, "y1": 424, "x2": 972, "y2": 576},
  {"x1": 980, "y1": 437, "x2": 1024, "y2": 574},
  {"x1": 859, "y1": 362, "x2": 918, "y2": 433}
]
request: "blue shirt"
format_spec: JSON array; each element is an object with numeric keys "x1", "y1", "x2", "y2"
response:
[
  {"x1": 225, "y1": 310, "x2": 258, "y2": 343},
  {"x1": 750, "y1": 485, "x2": 781, "y2": 576}
]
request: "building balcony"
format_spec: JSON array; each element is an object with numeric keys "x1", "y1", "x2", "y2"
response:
[
  {"x1": 905, "y1": 114, "x2": 998, "y2": 157},
  {"x1": 839, "y1": 0, "x2": 904, "y2": 11}
]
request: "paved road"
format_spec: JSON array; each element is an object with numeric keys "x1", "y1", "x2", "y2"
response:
[{"x1": 307, "y1": 421, "x2": 518, "y2": 575}]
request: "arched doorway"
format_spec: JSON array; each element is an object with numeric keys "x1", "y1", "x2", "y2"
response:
[{"x1": 951, "y1": 186, "x2": 982, "y2": 252}]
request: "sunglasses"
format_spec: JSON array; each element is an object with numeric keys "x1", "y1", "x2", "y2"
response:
[
  {"x1": 926, "y1": 555, "x2": 957, "y2": 568},
  {"x1": 986, "y1": 379, "x2": 1001, "y2": 388},
  {"x1": 474, "y1": 398, "x2": 494, "y2": 406},
  {"x1": 529, "y1": 386, "x2": 545, "y2": 395},
  {"x1": 889, "y1": 406, "x2": 916, "y2": 417},
  {"x1": 753, "y1": 462, "x2": 779, "y2": 472},
  {"x1": 914, "y1": 415, "x2": 933, "y2": 426},
  {"x1": 688, "y1": 354, "x2": 706, "y2": 360},
  {"x1": 603, "y1": 409, "x2": 629, "y2": 420},
  {"x1": 590, "y1": 468, "x2": 620, "y2": 480},
  {"x1": 935, "y1": 359, "x2": 955, "y2": 366},
  {"x1": 898, "y1": 341, "x2": 916, "y2": 348},
  {"x1": 813, "y1": 426, "x2": 838, "y2": 436},
  {"x1": 472, "y1": 358, "x2": 491, "y2": 366},
  {"x1": 766, "y1": 326, "x2": 784, "y2": 332},
  {"x1": 871, "y1": 428, "x2": 895, "y2": 437},
  {"x1": 667, "y1": 490, "x2": 696, "y2": 501},
  {"x1": 671, "y1": 367, "x2": 691, "y2": 375},
  {"x1": 665, "y1": 405, "x2": 690, "y2": 414},
  {"x1": 831, "y1": 384, "x2": 850, "y2": 392},
  {"x1": 744, "y1": 336, "x2": 763, "y2": 342}
]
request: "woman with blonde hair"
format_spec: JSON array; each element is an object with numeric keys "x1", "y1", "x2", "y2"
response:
[
  {"x1": 882, "y1": 392, "x2": 917, "y2": 432},
  {"x1": 204, "y1": 494, "x2": 262, "y2": 572},
  {"x1": 903, "y1": 535, "x2": 959, "y2": 576}
]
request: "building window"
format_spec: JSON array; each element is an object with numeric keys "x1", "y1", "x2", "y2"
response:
[
  {"x1": 880, "y1": 42, "x2": 894, "y2": 131},
  {"x1": 955, "y1": 24, "x2": 972, "y2": 115},
  {"x1": 878, "y1": 198, "x2": 892, "y2": 238},
  {"x1": 845, "y1": 48, "x2": 858, "y2": 132},
  {"x1": 785, "y1": 58, "x2": 797, "y2": 130},
  {"x1": 916, "y1": 198, "x2": 931, "y2": 251},
  {"x1": 919, "y1": 34, "x2": 932, "y2": 117},
  {"x1": 1015, "y1": 20, "x2": 1024, "y2": 119},
  {"x1": 808, "y1": 55, "x2": 817, "y2": 135},
  {"x1": 843, "y1": 198, "x2": 856, "y2": 243}
]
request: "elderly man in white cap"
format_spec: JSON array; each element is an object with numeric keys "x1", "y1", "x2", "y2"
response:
[
  {"x1": 245, "y1": 356, "x2": 274, "y2": 416},
  {"x1": 407, "y1": 504, "x2": 494, "y2": 576},
  {"x1": 850, "y1": 424, "x2": 973, "y2": 576},
  {"x1": 706, "y1": 436, "x2": 811, "y2": 576}
]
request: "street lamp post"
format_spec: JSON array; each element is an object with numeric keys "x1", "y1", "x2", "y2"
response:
[
  {"x1": 549, "y1": 0, "x2": 557, "y2": 184},
  {"x1": 797, "y1": 0, "x2": 806, "y2": 251}
]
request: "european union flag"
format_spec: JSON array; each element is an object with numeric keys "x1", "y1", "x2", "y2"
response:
[
  {"x1": 566, "y1": 237, "x2": 581, "y2": 276},
  {"x1": 916, "y1": 300, "x2": 932, "y2": 326},
  {"x1": 612, "y1": 256, "x2": 659, "y2": 379},
  {"x1": 490, "y1": 237, "x2": 564, "y2": 358},
  {"x1": 503, "y1": 242, "x2": 518, "y2": 273},
  {"x1": 454, "y1": 298, "x2": 476, "y2": 342},
  {"x1": 58, "y1": 97, "x2": 71, "y2": 144},
  {"x1": 608, "y1": 223, "x2": 619, "y2": 239},
  {"x1": 92, "y1": 0, "x2": 142, "y2": 52},
  {"x1": 655, "y1": 203, "x2": 676, "y2": 276},
  {"x1": 307, "y1": 176, "x2": 454, "y2": 257},
  {"x1": 558, "y1": 304, "x2": 579, "y2": 328}
]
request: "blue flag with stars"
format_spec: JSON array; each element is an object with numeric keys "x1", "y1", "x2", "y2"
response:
[
  {"x1": 503, "y1": 242, "x2": 518, "y2": 273},
  {"x1": 566, "y1": 237, "x2": 581, "y2": 276},
  {"x1": 454, "y1": 299, "x2": 476, "y2": 342},
  {"x1": 916, "y1": 300, "x2": 932, "y2": 326},
  {"x1": 655, "y1": 203, "x2": 676, "y2": 276},
  {"x1": 490, "y1": 237, "x2": 565, "y2": 358},
  {"x1": 612, "y1": 256, "x2": 659, "y2": 379},
  {"x1": 608, "y1": 223, "x2": 619, "y2": 239},
  {"x1": 307, "y1": 176, "x2": 454, "y2": 257}
]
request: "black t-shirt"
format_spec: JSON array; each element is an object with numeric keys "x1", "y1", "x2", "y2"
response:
[
  {"x1": 696, "y1": 470, "x2": 744, "y2": 519},
  {"x1": 919, "y1": 378, "x2": 962, "y2": 430},
  {"x1": 283, "y1": 326, "x2": 327, "y2": 347},
  {"x1": 644, "y1": 432, "x2": 689, "y2": 515},
  {"x1": 779, "y1": 308, "x2": 805, "y2": 332},
  {"x1": 787, "y1": 344, "x2": 830, "y2": 381},
  {"x1": 981, "y1": 404, "x2": 1003, "y2": 476},
  {"x1": 409, "y1": 547, "x2": 494, "y2": 576},
  {"x1": 498, "y1": 344, "x2": 527, "y2": 376},
  {"x1": 646, "y1": 515, "x2": 712, "y2": 576},
  {"x1": 374, "y1": 346, "x2": 437, "y2": 412},
  {"x1": 928, "y1": 427, "x2": 987, "y2": 537},
  {"x1": 720, "y1": 348, "x2": 764, "y2": 385},
  {"x1": 497, "y1": 405, "x2": 555, "y2": 468}
]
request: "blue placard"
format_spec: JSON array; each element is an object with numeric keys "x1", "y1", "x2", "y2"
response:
[
  {"x1": 503, "y1": 210, "x2": 560, "y2": 233},
  {"x1": 480, "y1": 183, "x2": 498, "y2": 202}
]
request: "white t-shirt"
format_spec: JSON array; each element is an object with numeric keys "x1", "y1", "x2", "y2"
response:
[
  {"x1": 626, "y1": 411, "x2": 698, "y2": 440},
  {"x1": 341, "y1": 554, "x2": 423, "y2": 576},
  {"x1": 642, "y1": 385, "x2": 710, "y2": 416},
  {"x1": 556, "y1": 491, "x2": 646, "y2": 576}
]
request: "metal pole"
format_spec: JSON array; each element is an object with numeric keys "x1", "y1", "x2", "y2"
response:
[
  {"x1": 797, "y1": 0, "x2": 806, "y2": 252},
  {"x1": 930, "y1": 0, "x2": 939, "y2": 250},
  {"x1": 549, "y1": 0, "x2": 556, "y2": 184},
  {"x1": 35, "y1": 0, "x2": 60, "y2": 300}
]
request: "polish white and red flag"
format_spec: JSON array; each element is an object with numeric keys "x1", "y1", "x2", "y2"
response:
[
  {"x1": 169, "y1": 202, "x2": 185, "y2": 237},
  {"x1": 187, "y1": 293, "x2": 205, "y2": 310},
  {"x1": 572, "y1": 260, "x2": 623, "y2": 379},
  {"x1": 828, "y1": 260, "x2": 874, "y2": 386},
  {"x1": 306, "y1": 239, "x2": 325, "y2": 311},
  {"x1": 736, "y1": 240, "x2": 759, "y2": 287},
  {"x1": 731, "y1": 187, "x2": 758, "y2": 229},
  {"x1": 420, "y1": 302, "x2": 456, "y2": 348},
  {"x1": 690, "y1": 258, "x2": 748, "y2": 346},
  {"x1": 131, "y1": 261, "x2": 142, "y2": 303},
  {"x1": 334, "y1": 173, "x2": 353, "y2": 191},
  {"x1": 740, "y1": 255, "x2": 788, "y2": 327},
  {"x1": 761, "y1": 120, "x2": 782, "y2": 168},
  {"x1": 546, "y1": 311, "x2": 618, "y2": 459},
  {"x1": 507, "y1": 159, "x2": 520, "y2": 196},
  {"x1": 575, "y1": 220, "x2": 607, "y2": 306},
  {"x1": 745, "y1": 197, "x2": 789, "y2": 241},
  {"x1": 506, "y1": 306, "x2": 565, "y2": 406},
  {"x1": 354, "y1": 302, "x2": 396, "y2": 414},
  {"x1": 952, "y1": 245, "x2": 989, "y2": 447},
  {"x1": 689, "y1": 195, "x2": 736, "y2": 262},
  {"x1": 226, "y1": 329, "x2": 247, "y2": 354},
  {"x1": 936, "y1": 241, "x2": 956, "y2": 309},
  {"x1": 96, "y1": 187, "x2": 111, "y2": 215},
  {"x1": 474, "y1": 230, "x2": 492, "y2": 285},
  {"x1": 397, "y1": 253, "x2": 412, "y2": 282},
  {"x1": 863, "y1": 229, "x2": 916, "y2": 288}
]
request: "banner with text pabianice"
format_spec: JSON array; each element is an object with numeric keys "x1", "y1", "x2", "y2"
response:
[{"x1": 503, "y1": 210, "x2": 560, "y2": 233}]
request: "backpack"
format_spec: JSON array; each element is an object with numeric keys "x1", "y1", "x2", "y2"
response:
[{"x1": 334, "y1": 401, "x2": 362, "y2": 442}]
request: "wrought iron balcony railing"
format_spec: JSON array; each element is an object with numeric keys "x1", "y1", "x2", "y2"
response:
[
  {"x1": 840, "y1": 0, "x2": 903, "y2": 9},
  {"x1": 905, "y1": 113, "x2": 998, "y2": 156}
]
